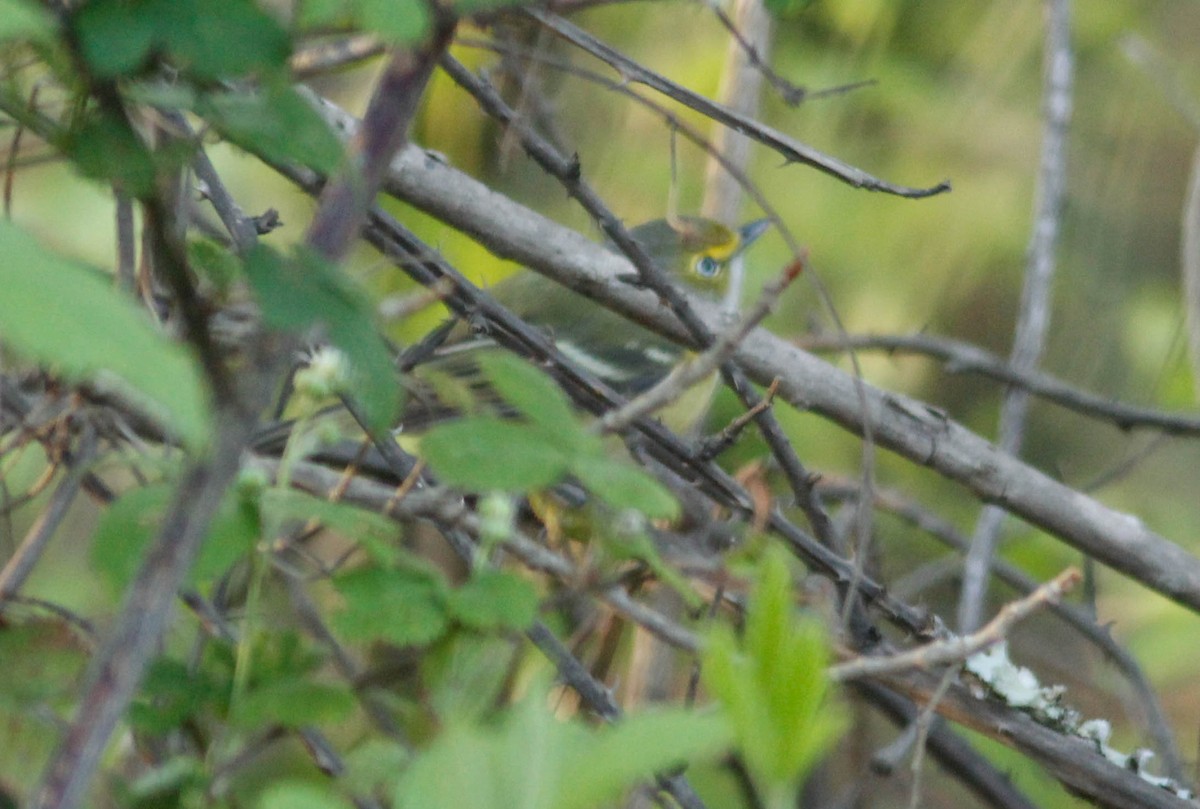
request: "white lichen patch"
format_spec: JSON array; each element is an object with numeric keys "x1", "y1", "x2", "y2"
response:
[{"x1": 964, "y1": 642, "x2": 1194, "y2": 801}]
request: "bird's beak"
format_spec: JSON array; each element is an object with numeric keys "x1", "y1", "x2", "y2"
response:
[{"x1": 736, "y1": 218, "x2": 772, "y2": 254}]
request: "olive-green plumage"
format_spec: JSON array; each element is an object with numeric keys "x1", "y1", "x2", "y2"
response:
[{"x1": 410, "y1": 216, "x2": 769, "y2": 432}]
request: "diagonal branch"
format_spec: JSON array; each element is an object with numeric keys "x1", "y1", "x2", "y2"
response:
[
  {"x1": 311, "y1": 117, "x2": 1200, "y2": 614},
  {"x1": 799, "y1": 331, "x2": 1200, "y2": 435},
  {"x1": 526, "y1": 9, "x2": 951, "y2": 199}
]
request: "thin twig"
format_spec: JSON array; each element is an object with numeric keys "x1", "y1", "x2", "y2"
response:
[
  {"x1": 0, "y1": 425, "x2": 95, "y2": 598},
  {"x1": 817, "y1": 475, "x2": 1185, "y2": 780},
  {"x1": 594, "y1": 259, "x2": 801, "y2": 435},
  {"x1": 289, "y1": 34, "x2": 386, "y2": 78},
  {"x1": 908, "y1": 668, "x2": 959, "y2": 809},
  {"x1": 31, "y1": 23, "x2": 454, "y2": 809},
  {"x1": 831, "y1": 567, "x2": 1080, "y2": 681},
  {"x1": 798, "y1": 331, "x2": 1200, "y2": 435},
  {"x1": 306, "y1": 20, "x2": 455, "y2": 263},
  {"x1": 855, "y1": 682, "x2": 1040, "y2": 809},
  {"x1": 959, "y1": 0, "x2": 1073, "y2": 633},
  {"x1": 439, "y1": 56, "x2": 865, "y2": 626},
  {"x1": 699, "y1": 377, "x2": 779, "y2": 459},
  {"x1": 527, "y1": 10, "x2": 951, "y2": 199}
]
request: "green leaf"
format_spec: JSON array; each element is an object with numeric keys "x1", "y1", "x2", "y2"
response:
[
  {"x1": 72, "y1": 0, "x2": 160, "y2": 77},
  {"x1": 164, "y1": 0, "x2": 290, "y2": 79},
  {"x1": 423, "y1": 634, "x2": 515, "y2": 723},
  {"x1": 422, "y1": 416, "x2": 569, "y2": 492},
  {"x1": 188, "y1": 239, "x2": 241, "y2": 295},
  {"x1": 191, "y1": 493, "x2": 260, "y2": 582},
  {"x1": 448, "y1": 570, "x2": 538, "y2": 632},
  {"x1": 0, "y1": 622, "x2": 88, "y2": 708},
  {"x1": 476, "y1": 353, "x2": 573, "y2": 432},
  {"x1": 762, "y1": 0, "x2": 814, "y2": 18},
  {"x1": 395, "y1": 685, "x2": 730, "y2": 809},
  {"x1": 0, "y1": 0, "x2": 54, "y2": 41},
  {"x1": 66, "y1": 113, "x2": 158, "y2": 197},
  {"x1": 0, "y1": 222, "x2": 212, "y2": 448},
  {"x1": 259, "y1": 782, "x2": 355, "y2": 809},
  {"x1": 130, "y1": 658, "x2": 224, "y2": 734},
  {"x1": 333, "y1": 566, "x2": 450, "y2": 647},
  {"x1": 260, "y1": 488, "x2": 399, "y2": 561},
  {"x1": 122, "y1": 755, "x2": 207, "y2": 803},
  {"x1": 243, "y1": 245, "x2": 400, "y2": 431},
  {"x1": 701, "y1": 547, "x2": 846, "y2": 799},
  {"x1": 344, "y1": 739, "x2": 409, "y2": 798},
  {"x1": 202, "y1": 84, "x2": 344, "y2": 175},
  {"x1": 91, "y1": 485, "x2": 171, "y2": 593},
  {"x1": 570, "y1": 455, "x2": 678, "y2": 520},
  {"x1": 562, "y1": 710, "x2": 731, "y2": 809},
  {"x1": 93, "y1": 484, "x2": 259, "y2": 591},
  {"x1": 233, "y1": 679, "x2": 355, "y2": 729},
  {"x1": 474, "y1": 352, "x2": 602, "y2": 457},
  {"x1": 74, "y1": 0, "x2": 289, "y2": 80},
  {"x1": 295, "y1": 0, "x2": 354, "y2": 29},
  {"x1": 359, "y1": 0, "x2": 431, "y2": 43},
  {"x1": 452, "y1": 0, "x2": 531, "y2": 13}
]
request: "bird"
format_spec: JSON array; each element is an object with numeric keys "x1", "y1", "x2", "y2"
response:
[
  {"x1": 253, "y1": 215, "x2": 771, "y2": 477},
  {"x1": 403, "y1": 215, "x2": 771, "y2": 435}
]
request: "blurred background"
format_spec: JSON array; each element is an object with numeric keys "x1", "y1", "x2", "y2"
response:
[{"x1": 8, "y1": 0, "x2": 1200, "y2": 804}]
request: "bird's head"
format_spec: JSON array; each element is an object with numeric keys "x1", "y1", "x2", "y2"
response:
[{"x1": 630, "y1": 215, "x2": 771, "y2": 297}]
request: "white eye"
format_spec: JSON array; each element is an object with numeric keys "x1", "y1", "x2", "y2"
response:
[{"x1": 694, "y1": 255, "x2": 721, "y2": 278}]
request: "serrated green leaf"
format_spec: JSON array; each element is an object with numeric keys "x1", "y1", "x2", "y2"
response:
[
  {"x1": 333, "y1": 566, "x2": 450, "y2": 646},
  {"x1": 258, "y1": 782, "x2": 355, "y2": 809},
  {"x1": 422, "y1": 416, "x2": 569, "y2": 492},
  {"x1": 243, "y1": 245, "x2": 400, "y2": 431},
  {"x1": 203, "y1": 84, "x2": 344, "y2": 175},
  {"x1": 570, "y1": 454, "x2": 678, "y2": 520},
  {"x1": 448, "y1": 570, "x2": 537, "y2": 631},
  {"x1": 0, "y1": 0, "x2": 54, "y2": 41},
  {"x1": 701, "y1": 547, "x2": 845, "y2": 798},
  {"x1": 474, "y1": 352, "x2": 602, "y2": 457},
  {"x1": 0, "y1": 222, "x2": 212, "y2": 448},
  {"x1": 233, "y1": 679, "x2": 355, "y2": 729}
]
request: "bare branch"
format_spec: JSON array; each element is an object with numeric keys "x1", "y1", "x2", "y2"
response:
[
  {"x1": 527, "y1": 10, "x2": 951, "y2": 199},
  {"x1": 961, "y1": 0, "x2": 1074, "y2": 633},
  {"x1": 831, "y1": 568, "x2": 1081, "y2": 681},
  {"x1": 799, "y1": 331, "x2": 1200, "y2": 435}
]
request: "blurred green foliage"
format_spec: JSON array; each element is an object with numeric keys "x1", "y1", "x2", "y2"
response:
[{"x1": 4, "y1": 1, "x2": 1200, "y2": 805}]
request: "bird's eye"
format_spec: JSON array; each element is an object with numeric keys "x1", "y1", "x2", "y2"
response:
[{"x1": 694, "y1": 255, "x2": 721, "y2": 278}]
